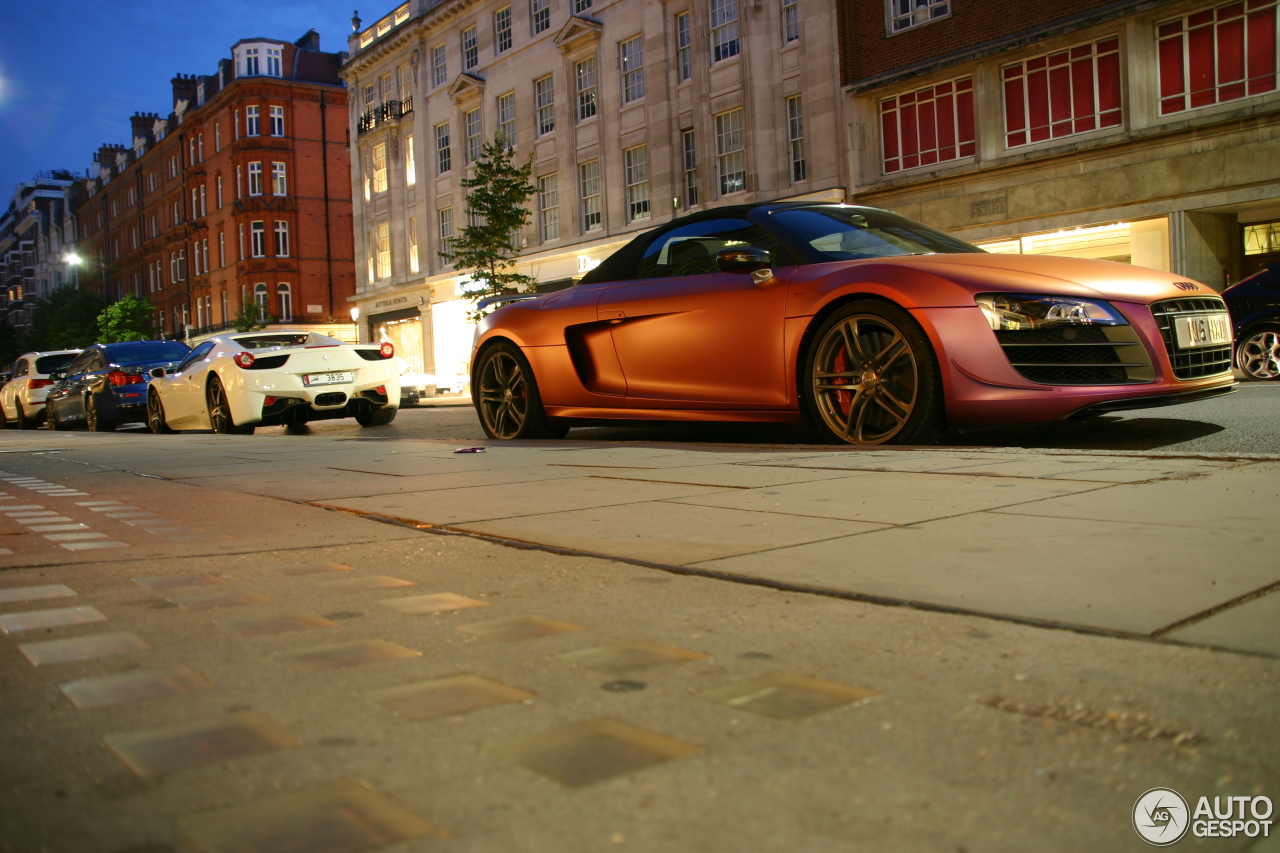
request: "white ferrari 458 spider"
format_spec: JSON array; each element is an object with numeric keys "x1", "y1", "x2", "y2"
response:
[{"x1": 145, "y1": 331, "x2": 401, "y2": 434}]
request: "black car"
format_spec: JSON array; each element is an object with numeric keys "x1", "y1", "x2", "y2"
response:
[
  {"x1": 1223, "y1": 262, "x2": 1280, "y2": 381},
  {"x1": 46, "y1": 341, "x2": 192, "y2": 431}
]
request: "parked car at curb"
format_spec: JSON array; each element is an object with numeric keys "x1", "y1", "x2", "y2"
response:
[
  {"x1": 1, "y1": 350, "x2": 81, "y2": 429},
  {"x1": 471, "y1": 202, "x2": 1237, "y2": 445},
  {"x1": 145, "y1": 330, "x2": 400, "y2": 435},
  {"x1": 46, "y1": 341, "x2": 191, "y2": 431},
  {"x1": 1223, "y1": 262, "x2": 1280, "y2": 381}
]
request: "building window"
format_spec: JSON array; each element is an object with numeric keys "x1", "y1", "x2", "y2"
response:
[
  {"x1": 367, "y1": 233, "x2": 376, "y2": 283},
  {"x1": 576, "y1": 58, "x2": 598, "y2": 120},
  {"x1": 271, "y1": 162, "x2": 287, "y2": 196},
  {"x1": 248, "y1": 161, "x2": 263, "y2": 196},
  {"x1": 376, "y1": 222, "x2": 391, "y2": 278},
  {"x1": 436, "y1": 122, "x2": 452, "y2": 174},
  {"x1": 532, "y1": 0, "x2": 550, "y2": 34},
  {"x1": 269, "y1": 106, "x2": 285, "y2": 136},
  {"x1": 214, "y1": 123, "x2": 221, "y2": 152},
  {"x1": 620, "y1": 37, "x2": 645, "y2": 103},
  {"x1": 266, "y1": 47, "x2": 282, "y2": 77},
  {"x1": 889, "y1": 0, "x2": 950, "y2": 33},
  {"x1": 465, "y1": 109, "x2": 483, "y2": 163},
  {"x1": 240, "y1": 223, "x2": 246, "y2": 259},
  {"x1": 219, "y1": 231, "x2": 225, "y2": 267},
  {"x1": 409, "y1": 217, "x2": 420, "y2": 273},
  {"x1": 254, "y1": 283, "x2": 269, "y2": 315},
  {"x1": 244, "y1": 47, "x2": 260, "y2": 76},
  {"x1": 497, "y1": 91, "x2": 517, "y2": 146},
  {"x1": 711, "y1": 0, "x2": 740, "y2": 62},
  {"x1": 624, "y1": 145, "x2": 650, "y2": 221},
  {"x1": 406, "y1": 134, "x2": 417, "y2": 185},
  {"x1": 380, "y1": 73, "x2": 393, "y2": 102},
  {"x1": 575, "y1": 0, "x2": 592, "y2": 11},
  {"x1": 537, "y1": 174, "x2": 560, "y2": 242},
  {"x1": 373, "y1": 143, "x2": 388, "y2": 193},
  {"x1": 399, "y1": 62, "x2": 413, "y2": 103},
  {"x1": 432, "y1": 44, "x2": 447, "y2": 87},
  {"x1": 246, "y1": 105, "x2": 260, "y2": 136},
  {"x1": 462, "y1": 26, "x2": 479, "y2": 70},
  {"x1": 787, "y1": 96, "x2": 806, "y2": 183},
  {"x1": 783, "y1": 0, "x2": 799, "y2": 41},
  {"x1": 250, "y1": 221, "x2": 266, "y2": 257},
  {"x1": 177, "y1": 248, "x2": 187, "y2": 281},
  {"x1": 438, "y1": 207, "x2": 455, "y2": 260},
  {"x1": 715, "y1": 108, "x2": 746, "y2": 194},
  {"x1": 277, "y1": 283, "x2": 292, "y2": 322},
  {"x1": 676, "y1": 13, "x2": 693, "y2": 82},
  {"x1": 1158, "y1": 3, "x2": 1278, "y2": 115},
  {"x1": 882, "y1": 76, "x2": 975, "y2": 172},
  {"x1": 364, "y1": 83, "x2": 376, "y2": 107},
  {"x1": 274, "y1": 221, "x2": 290, "y2": 257},
  {"x1": 579, "y1": 160, "x2": 602, "y2": 231},
  {"x1": 535, "y1": 75, "x2": 556, "y2": 135},
  {"x1": 1003, "y1": 38, "x2": 1121, "y2": 148},
  {"x1": 216, "y1": 175, "x2": 223, "y2": 208},
  {"x1": 495, "y1": 6, "x2": 513, "y2": 53},
  {"x1": 683, "y1": 129, "x2": 698, "y2": 207}
]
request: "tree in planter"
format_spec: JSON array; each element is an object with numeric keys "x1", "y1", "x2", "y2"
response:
[
  {"x1": 232, "y1": 300, "x2": 271, "y2": 333},
  {"x1": 439, "y1": 135, "x2": 538, "y2": 321},
  {"x1": 97, "y1": 293, "x2": 154, "y2": 343}
]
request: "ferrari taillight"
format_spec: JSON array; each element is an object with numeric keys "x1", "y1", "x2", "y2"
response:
[
  {"x1": 375, "y1": 385, "x2": 386, "y2": 395},
  {"x1": 106, "y1": 371, "x2": 145, "y2": 387},
  {"x1": 380, "y1": 342, "x2": 395, "y2": 358},
  {"x1": 233, "y1": 352, "x2": 255, "y2": 369}
]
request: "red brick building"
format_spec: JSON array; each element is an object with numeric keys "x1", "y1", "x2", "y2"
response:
[
  {"x1": 840, "y1": 0, "x2": 1280, "y2": 289},
  {"x1": 72, "y1": 30, "x2": 356, "y2": 341}
]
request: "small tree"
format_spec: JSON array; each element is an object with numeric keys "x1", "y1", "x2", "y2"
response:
[
  {"x1": 24, "y1": 288, "x2": 104, "y2": 351},
  {"x1": 440, "y1": 136, "x2": 538, "y2": 320},
  {"x1": 97, "y1": 293, "x2": 154, "y2": 343},
  {"x1": 232, "y1": 300, "x2": 271, "y2": 333}
]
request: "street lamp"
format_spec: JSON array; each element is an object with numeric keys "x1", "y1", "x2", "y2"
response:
[{"x1": 63, "y1": 250, "x2": 106, "y2": 289}]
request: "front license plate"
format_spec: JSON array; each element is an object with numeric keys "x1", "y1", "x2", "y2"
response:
[
  {"x1": 1173, "y1": 314, "x2": 1231, "y2": 349},
  {"x1": 302, "y1": 371, "x2": 354, "y2": 387}
]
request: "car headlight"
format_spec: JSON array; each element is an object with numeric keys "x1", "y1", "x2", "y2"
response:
[{"x1": 975, "y1": 293, "x2": 1128, "y2": 331}]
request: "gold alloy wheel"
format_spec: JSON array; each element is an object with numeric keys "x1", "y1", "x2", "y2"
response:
[{"x1": 810, "y1": 313, "x2": 920, "y2": 445}]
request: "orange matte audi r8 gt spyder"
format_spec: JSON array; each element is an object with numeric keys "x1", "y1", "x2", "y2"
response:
[{"x1": 470, "y1": 203, "x2": 1236, "y2": 445}]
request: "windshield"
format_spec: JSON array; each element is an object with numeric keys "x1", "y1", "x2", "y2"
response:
[
  {"x1": 35, "y1": 354, "x2": 77, "y2": 374},
  {"x1": 771, "y1": 207, "x2": 984, "y2": 261},
  {"x1": 103, "y1": 341, "x2": 191, "y2": 366}
]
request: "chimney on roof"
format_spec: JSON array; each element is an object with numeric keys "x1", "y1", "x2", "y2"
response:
[
  {"x1": 171, "y1": 73, "x2": 198, "y2": 110},
  {"x1": 295, "y1": 29, "x2": 321, "y2": 51},
  {"x1": 130, "y1": 112, "x2": 154, "y2": 144}
]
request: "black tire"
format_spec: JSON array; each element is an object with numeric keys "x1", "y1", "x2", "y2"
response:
[
  {"x1": 803, "y1": 300, "x2": 945, "y2": 446},
  {"x1": 207, "y1": 375, "x2": 255, "y2": 435},
  {"x1": 1236, "y1": 324, "x2": 1280, "y2": 381},
  {"x1": 0, "y1": 405, "x2": 8, "y2": 430},
  {"x1": 147, "y1": 390, "x2": 175, "y2": 434},
  {"x1": 355, "y1": 405, "x2": 398, "y2": 427},
  {"x1": 46, "y1": 403, "x2": 60, "y2": 431},
  {"x1": 474, "y1": 341, "x2": 567, "y2": 440},
  {"x1": 85, "y1": 395, "x2": 116, "y2": 432},
  {"x1": 18, "y1": 403, "x2": 41, "y2": 430}
]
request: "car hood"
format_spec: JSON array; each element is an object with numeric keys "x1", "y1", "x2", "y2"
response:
[{"x1": 878, "y1": 253, "x2": 1216, "y2": 303}]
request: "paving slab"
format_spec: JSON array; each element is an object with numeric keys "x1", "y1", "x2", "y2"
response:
[
  {"x1": 667, "y1": 470, "x2": 1108, "y2": 526},
  {"x1": 459, "y1": 500, "x2": 887, "y2": 564},
  {"x1": 693, "y1": 512, "x2": 1280, "y2": 635},
  {"x1": 1165, "y1": 589, "x2": 1280, "y2": 656}
]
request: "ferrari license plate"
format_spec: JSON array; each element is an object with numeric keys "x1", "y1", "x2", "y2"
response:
[
  {"x1": 302, "y1": 371, "x2": 353, "y2": 387},
  {"x1": 1173, "y1": 314, "x2": 1231, "y2": 349}
]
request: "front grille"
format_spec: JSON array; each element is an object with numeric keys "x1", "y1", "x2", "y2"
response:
[
  {"x1": 314, "y1": 392, "x2": 347, "y2": 406},
  {"x1": 993, "y1": 325, "x2": 1152, "y2": 385},
  {"x1": 1149, "y1": 297, "x2": 1233, "y2": 380}
]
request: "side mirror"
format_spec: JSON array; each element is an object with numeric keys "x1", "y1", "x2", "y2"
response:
[
  {"x1": 149, "y1": 367, "x2": 167, "y2": 379},
  {"x1": 717, "y1": 247, "x2": 775, "y2": 285}
]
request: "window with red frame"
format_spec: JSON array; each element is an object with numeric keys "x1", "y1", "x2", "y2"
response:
[
  {"x1": 881, "y1": 77, "x2": 974, "y2": 174},
  {"x1": 1158, "y1": 0, "x2": 1278, "y2": 115},
  {"x1": 1003, "y1": 37, "x2": 1121, "y2": 148}
]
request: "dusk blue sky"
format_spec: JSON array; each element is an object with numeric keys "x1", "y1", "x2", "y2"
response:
[{"x1": 0, "y1": 2, "x2": 359, "y2": 203}]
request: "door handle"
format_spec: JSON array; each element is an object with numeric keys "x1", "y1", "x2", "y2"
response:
[{"x1": 599, "y1": 310, "x2": 626, "y2": 321}]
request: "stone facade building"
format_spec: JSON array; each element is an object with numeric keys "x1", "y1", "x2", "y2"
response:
[
  {"x1": 342, "y1": 0, "x2": 845, "y2": 390},
  {"x1": 71, "y1": 31, "x2": 356, "y2": 342},
  {"x1": 841, "y1": 0, "x2": 1280, "y2": 289},
  {"x1": 0, "y1": 171, "x2": 80, "y2": 331}
]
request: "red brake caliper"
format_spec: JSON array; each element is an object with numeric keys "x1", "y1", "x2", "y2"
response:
[{"x1": 833, "y1": 347, "x2": 852, "y2": 415}]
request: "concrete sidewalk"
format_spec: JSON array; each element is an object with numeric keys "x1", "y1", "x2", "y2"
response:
[
  {"x1": 0, "y1": 431, "x2": 1277, "y2": 852},
  {"x1": 11, "y1": 429, "x2": 1278, "y2": 658}
]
